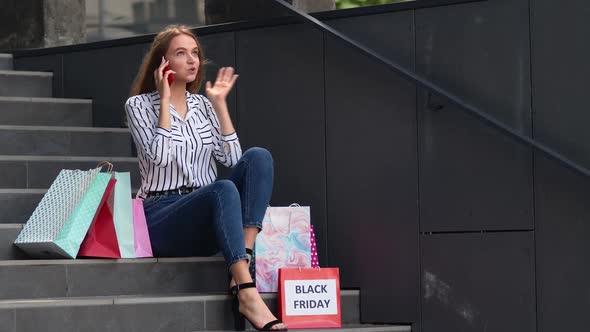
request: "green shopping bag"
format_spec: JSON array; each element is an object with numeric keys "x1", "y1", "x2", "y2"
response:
[
  {"x1": 15, "y1": 163, "x2": 113, "y2": 258},
  {"x1": 112, "y1": 172, "x2": 135, "y2": 258}
]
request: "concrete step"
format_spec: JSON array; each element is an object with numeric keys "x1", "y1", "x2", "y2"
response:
[
  {"x1": 0, "y1": 224, "x2": 27, "y2": 260},
  {"x1": 0, "y1": 125, "x2": 132, "y2": 157},
  {"x1": 0, "y1": 96, "x2": 92, "y2": 126},
  {"x1": 0, "y1": 257, "x2": 227, "y2": 300},
  {"x1": 0, "y1": 189, "x2": 46, "y2": 224},
  {"x1": 0, "y1": 187, "x2": 140, "y2": 224},
  {"x1": 0, "y1": 156, "x2": 140, "y2": 189},
  {"x1": 0, "y1": 291, "x2": 372, "y2": 332},
  {"x1": 0, "y1": 70, "x2": 52, "y2": 97},
  {"x1": 0, "y1": 54, "x2": 13, "y2": 70}
]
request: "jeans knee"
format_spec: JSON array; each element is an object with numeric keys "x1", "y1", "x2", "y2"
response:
[
  {"x1": 214, "y1": 179, "x2": 239, "y2": 198},
  {"x1": 243, "y1": 147, "x2": 273, "y2": 170}
]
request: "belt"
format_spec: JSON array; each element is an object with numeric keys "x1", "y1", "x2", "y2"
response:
[{"x1": 146, "y1": 186, "x2": 198, "y2": 198}]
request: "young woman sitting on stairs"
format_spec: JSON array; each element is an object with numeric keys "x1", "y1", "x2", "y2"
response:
[{"x1": 125, "y1": 25, "x2": 287, "y2": 331}]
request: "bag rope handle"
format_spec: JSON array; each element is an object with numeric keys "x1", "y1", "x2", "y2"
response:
[{"x1": 96, "y1": 161, "x2": 114, "y2": 174}]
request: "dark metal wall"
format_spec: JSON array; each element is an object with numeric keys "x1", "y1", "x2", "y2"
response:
[
  {"x1": 414, "y1": 1, "x2": 535, "y2": 330},
  {"x1": 325, "y1": 11, "x2": 419, "y2": 325},
  {"x1": 415, "y1": 0, "x2": 534, "y2": 233},
  {"x1": 531, "y1": 0, "x2": 590, "y2": 331},
  {"x1": 12, "y1": 0, "x2": 590, "y2": 331}
]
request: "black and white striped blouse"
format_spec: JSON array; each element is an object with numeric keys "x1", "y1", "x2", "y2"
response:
[{"x1": 125, "y1": 91, "x2": 242, "y2": 199}]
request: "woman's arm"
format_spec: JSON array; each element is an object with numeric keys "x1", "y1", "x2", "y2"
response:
[
  {"x1": 202, "y1": 95, "x2": 242, "y2": 167},
  {"x1": 205, "y1": 67, "x2": 242, "y2": 167},
  {"x1": 210, "y1": 99, "x2": 235, "y2": 136}
]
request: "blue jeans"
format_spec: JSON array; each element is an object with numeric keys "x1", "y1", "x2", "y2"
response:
[{"x1": 143, "y1": 147, "x2": 273, "y2": 270}]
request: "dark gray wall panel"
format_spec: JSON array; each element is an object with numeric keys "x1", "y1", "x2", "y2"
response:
[
  {"x1": 325, "y1": 9, "x2": 418, "y2": 323},
  {"x1": 417, "y1": 89, "x2": 533, "y2": 232},
  {"x1": 416, "y1": 0, "x2": 533, "y2": 232},
  {"x1": 531, "y1": 0, "x2": 590, "y2": 169},
  {"x1": 14, "y1": 54, "x2": 63, "y2": 98},
  {"x1": 416, "y1": 0, "x2": 532, "y2": 131},
  {"x1": 535, "y1": 154, "x2": 590, "y2": 332},
  {"x1": 235, "y1": 24, "x2": 328, "y2": 262},
  {"x1": 63, "y1": 44, "x2": 145, "y2": 127},
  {"x1": 421, "y1": 232, "x2": 536, "y2": 332},
  {"x1": 325, "y1": 11, "x2": 414, "y2": 68}
]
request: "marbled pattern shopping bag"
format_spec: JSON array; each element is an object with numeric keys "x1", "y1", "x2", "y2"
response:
[{"x1": 255, "y1": 205, "x2": 311, "y2": 292}]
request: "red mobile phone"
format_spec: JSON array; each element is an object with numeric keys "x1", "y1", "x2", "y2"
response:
[{"x1": 164, "y1": 64, "x2": 174, "y2": 85}]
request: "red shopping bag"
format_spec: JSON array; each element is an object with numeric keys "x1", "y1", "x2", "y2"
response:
[
  {"x1": 278, "y1": 267, "x2": 341, "y2": 329},
  {"x1": 78, "y1": 177, "x2": 121, "y2": 258}
]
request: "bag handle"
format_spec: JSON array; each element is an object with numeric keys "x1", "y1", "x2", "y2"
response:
[
  {"x1": 266, "y1": 203, "x2": 309, "y2": 234},
  {"x1": 96, "y1": 161, "x2": 114, "y2": 174},
  {"x1": 267, "y1": 207, "x2": 293, "y2": 234},
  {"x1": 267, "y1": 203, "x2": 302, "y2": 234},
  {"x1": 299, "y1": 266, "x2": 321, "y2": 272}
]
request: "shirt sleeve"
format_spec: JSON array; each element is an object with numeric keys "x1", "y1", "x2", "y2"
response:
[
  {"x1": 125, "y1": 95, "x2": 173, "y2": 168},
  {"x1": 201, "y1": 95, "x2": 242, "y2": 167}
]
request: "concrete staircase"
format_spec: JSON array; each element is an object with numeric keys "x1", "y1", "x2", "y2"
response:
[{"x1": 0, "y1": 53, "x2": 411, "y2": 331}]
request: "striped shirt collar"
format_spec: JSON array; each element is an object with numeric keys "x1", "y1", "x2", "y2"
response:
[{"x1": 149, "y1": 90, "x2": 197, "y2": 122}]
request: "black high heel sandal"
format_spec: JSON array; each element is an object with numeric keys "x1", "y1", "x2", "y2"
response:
[
  {"x1": 246, "y1": 247, "x2": 255, "y2": 279},
  {"x1": 245, "y1": 248, "x2": 253, "y2": 264},
  {"x1": 231, "y1": 282, "x2": 287, "y2": 331}
]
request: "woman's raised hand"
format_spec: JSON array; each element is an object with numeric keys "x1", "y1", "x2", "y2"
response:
[
  {"x1": 154, "y1": 56, "x2": 175, "y2": 101},
  {"x1": 206, "y1": 67, "x2": 239, "y2": 104}
]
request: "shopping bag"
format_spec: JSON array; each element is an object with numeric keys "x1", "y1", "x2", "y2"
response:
[
  {"x1": 112, "y1": 172, "x2": 135, "y2": 258},
  {"x1": 310, "y1": 224, "x2": 319, "y2": 268},
  {"x1": 278, "y1": 267, "x2": 341, "y2": 328},
  {"x1": 77, "y1": 177, "x2": 120, "y2": 258},
  {"x1": 14, "y1": 163, "x2": 112, "y2": 258},
  {"x1": 132, "y1": 198, "x2": 153, "y2": 258},
  {"x1": 255, "y1": 204, "x2": 311, "y2": 292}
]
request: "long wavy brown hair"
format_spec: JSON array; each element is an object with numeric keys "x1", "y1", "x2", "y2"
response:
[{"x1": 129, "y1": 25, "x2": 206, "y2": 96}]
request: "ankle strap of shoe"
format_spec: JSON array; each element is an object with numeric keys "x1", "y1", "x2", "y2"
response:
[{"x1": 231, "y1": 282, "x2": 256, "y2": 295}]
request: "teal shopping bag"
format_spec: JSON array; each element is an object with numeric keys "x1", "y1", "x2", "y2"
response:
[
  {"x1": 15, "y1": 164, "x2": 112, "y2": 258},
  {"x1": 113, "y1": 172, "x2": 135, "y2": 258},
  {"x1": 54, "y1": 172, "x2": 112, "y2": 258}
]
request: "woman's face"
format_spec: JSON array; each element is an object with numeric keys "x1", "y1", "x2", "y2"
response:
[{"x1": 165, "y1": 34, "x2": 200, "y2": 83}]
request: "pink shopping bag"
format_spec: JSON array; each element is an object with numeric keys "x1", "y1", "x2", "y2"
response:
[
  {"x1": 310, "y1": 224, "x2": 319, "y2": 268},
  {"x1": 132, "y1": 199, "x2": 153, "y2": 258}
]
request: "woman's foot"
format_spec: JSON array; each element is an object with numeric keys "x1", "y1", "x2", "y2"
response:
[{"x1": 237, "y1": 286, "x2": 288, "y2": 331}]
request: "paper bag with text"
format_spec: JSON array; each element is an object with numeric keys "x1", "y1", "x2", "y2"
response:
[{"x1": 278, "y1": 267, "x2": 341, "y2": 329}]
